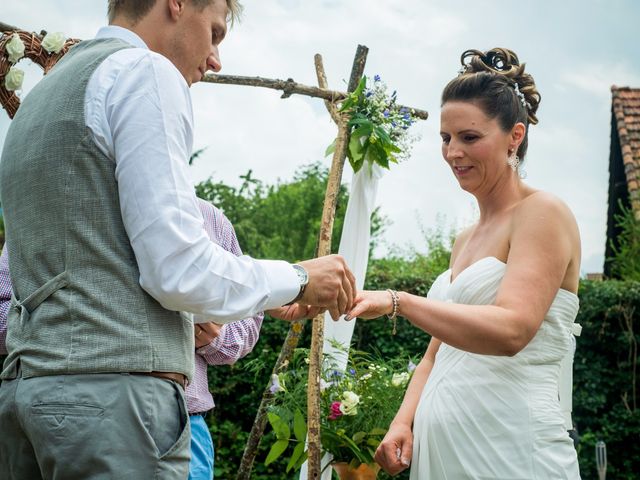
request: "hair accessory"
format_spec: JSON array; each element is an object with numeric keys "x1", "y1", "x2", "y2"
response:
[
  {"x1": 457, "y1": 66, "x2": 466, "y2": 76},
  {"x1": 386, "y1": 289, "x2": 399, "y2": 335},
  {"x1": 512, "y1": 82, "x2": 529, "y2": 109}
]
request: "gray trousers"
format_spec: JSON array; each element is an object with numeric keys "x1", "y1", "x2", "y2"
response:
[{"x1": 0, "y1": 372, "x2": 191, "y2": 480}]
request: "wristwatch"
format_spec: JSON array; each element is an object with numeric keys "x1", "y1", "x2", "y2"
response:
[{"x1": 286, "y1": 264, "x2": 309, "y2": 305}]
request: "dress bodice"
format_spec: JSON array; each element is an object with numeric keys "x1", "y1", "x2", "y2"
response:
[{"x1": 428, "y1": 256, "x2": 579, "y2": 366}]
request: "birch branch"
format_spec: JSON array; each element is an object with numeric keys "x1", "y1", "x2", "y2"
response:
[
  {"x1": 202, "y1": 72, "x2": 428, "y2": 120},
  {"x1": 306, "y1": 44, "x2": 369, "y2": 479}
]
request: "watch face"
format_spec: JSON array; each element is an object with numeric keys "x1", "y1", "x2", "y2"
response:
[{"x1": 294, "y1": 264, "x2": 309, "y2": 285}]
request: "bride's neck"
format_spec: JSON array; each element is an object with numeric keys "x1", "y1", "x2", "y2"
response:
[{"x1": 476, "y1": 176, "x2": 527, "y2": 222}]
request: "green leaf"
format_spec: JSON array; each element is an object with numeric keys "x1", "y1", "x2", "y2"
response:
[
  {"x1": 322, "y1": 429, "x2": 369, "y2": 464},
  {"x1": 352, "y1": 431, "x2": 367, "y2": 444},
  {"x1": 267, "y1": 412, "x2": 290, "y2": 440},
  {"x1": 293, "y1": 409, "x2": 307, "y2": 442},
  {"x1": 325, "y1": 139, "x2": 336, "y2": 157},
  {"x1": 369, "y1": 427, "x2": 387, "y2": 436},
  {"x1": 295, "y1": 450, "x2": 309, "y2": 471},
  {"x1": 265, "y1": 439, "x2": 289, "y2": 466},
  {"x1": 340, "y1": 76, "x2": 367, "y2": 112},
  {"x1": 286, "y1": 442, "x2": 306, "y2": 472},
  {"x1": 348, "y1": 134, "x2": 365, "y2": 164},
  {"x1": 366, "y1": 437, "x2": 381, "y2": 448}
]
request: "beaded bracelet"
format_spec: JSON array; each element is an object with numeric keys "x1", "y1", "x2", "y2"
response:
[{"x1": 386, "y1": 289, "x2": 399, "y2": 335}]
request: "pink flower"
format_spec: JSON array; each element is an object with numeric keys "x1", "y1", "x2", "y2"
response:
[{"x1": 328, "y1": 401, "x2": 343, "y2": 420}]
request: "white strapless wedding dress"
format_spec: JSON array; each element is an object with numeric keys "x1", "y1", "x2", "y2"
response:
[{"x1": 410, "y1": 257, "x2": 581, "y2": 479}]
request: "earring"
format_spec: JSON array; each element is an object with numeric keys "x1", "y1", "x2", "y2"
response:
[{"x1": 507, "y1": 151, "x2": 520, "y2": 171}]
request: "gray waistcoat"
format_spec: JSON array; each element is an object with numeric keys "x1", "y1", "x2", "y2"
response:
[{"x1": 0, "y1": 38, "x2": 193, "y2": 381}]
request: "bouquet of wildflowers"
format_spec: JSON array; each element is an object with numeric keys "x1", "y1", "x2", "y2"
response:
[
  {"x1": 265, "y1": 346, "x2": 416, "y2": 472},
  {"x1": 327, "y1": 75, "x2": 419, "y2": 173}
]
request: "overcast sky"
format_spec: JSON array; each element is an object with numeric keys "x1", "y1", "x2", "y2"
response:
[{"x1": 2, "y1": 0, "x2": 639, "y2": 274}]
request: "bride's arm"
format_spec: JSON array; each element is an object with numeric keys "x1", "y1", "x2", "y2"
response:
[
  {"x1": 374, "y1": 338, "x2": 440, "y2": 475},
  {"x1": 349, "y1": 192, "x2": 580, "y2": 356}
]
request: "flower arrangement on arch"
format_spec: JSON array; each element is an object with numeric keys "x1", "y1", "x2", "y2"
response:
[
  {"x1": 326, "y1": 74, "x2": 420, "y2": 173},
  {"x1": 264, "y1": 345, "x2": 416, "y2": 473}
]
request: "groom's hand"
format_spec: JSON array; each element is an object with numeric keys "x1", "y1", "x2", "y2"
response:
[
  {"x1": 297, "y1": 255, "x2": 356, "y2": 320},
  {"x1": 267, "y1": 304, "x2": 325, "y2": 322}
]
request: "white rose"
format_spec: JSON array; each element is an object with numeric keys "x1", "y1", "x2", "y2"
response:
[
  {"x1": 5, "y1": 67, "x2": 24, "y2": 91},
  {"x1": 339, "y1": 391, "x2": 360, "y2": 416},
  {"x1": 391, "y1": 372, "x2": 410, "y2": 387},
  {"x1": 41, "y1": 32, "x2": 66, "y2": 54},
  {"x1": 5, "y1": 33, "x2": 25, "y2": 63}
]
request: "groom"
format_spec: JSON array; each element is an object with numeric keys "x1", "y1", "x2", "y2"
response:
[{"x1": 0, "y1": 1, "x2": 355, "y2": 478}]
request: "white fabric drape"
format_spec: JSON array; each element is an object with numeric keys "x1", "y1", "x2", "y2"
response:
[{"x1": 299, "y1": 163, "x2": 384, "y2": 480}]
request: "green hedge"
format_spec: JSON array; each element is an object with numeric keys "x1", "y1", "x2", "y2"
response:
[
  {"x1": 573, "y1": 280, "x2": 640, "y2": 479},
  {"x1": 206, "y1": 273, "x2": 640, "y2": 479}
]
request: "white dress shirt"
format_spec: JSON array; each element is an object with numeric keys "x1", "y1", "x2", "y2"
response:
[{"x1": 85, "y1": 26, "x2": 299, "y2": 323}]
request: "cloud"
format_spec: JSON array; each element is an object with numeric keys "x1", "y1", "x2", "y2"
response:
[{"x1": 559, "y1": 61, "x2": 640, "y2": 97}]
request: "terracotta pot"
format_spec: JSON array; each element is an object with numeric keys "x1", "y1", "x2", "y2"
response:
[{"x1": 332, "y1": 462, "x2": 380, "y2": 480}]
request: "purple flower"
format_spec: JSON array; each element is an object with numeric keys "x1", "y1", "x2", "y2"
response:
[
  {"x1": 374, "y1": 74, "x2": 381, "y2": 82},
  {"x1": 383, "y1": 109, "x2": 390, "y2": 118},
  {"x1": 407, "y1": 360, "x2": 417, "y2": 372},
  {"x1": 349, "y1": 368, "x2": 356, "y2": 376}
]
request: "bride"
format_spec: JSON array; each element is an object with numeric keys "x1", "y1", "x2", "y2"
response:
[{"x1": 346, "y1": 48, "x2": 582, "y2": 478}]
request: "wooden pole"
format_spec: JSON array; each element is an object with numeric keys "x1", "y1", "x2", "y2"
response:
[
  {"x1": 0, "y1": 21, "x2": 19, "y2": 32},
  {"x1": 306, "y1": 45, "x2": 368, "y2": 479}
]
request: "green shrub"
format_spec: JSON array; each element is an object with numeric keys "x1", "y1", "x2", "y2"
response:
[{"x1": 573, "y1": 280, "x2": 640, "y2": 479}]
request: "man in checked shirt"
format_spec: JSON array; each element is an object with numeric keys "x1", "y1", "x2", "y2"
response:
[{"x1": 0, "y1": 197, "x2": 318, "y2": 480}]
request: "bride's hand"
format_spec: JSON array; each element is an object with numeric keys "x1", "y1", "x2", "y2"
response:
[
  {"x1": 344, "y1": 290, "x2": 393, "y2": 320},
  {"x1": 374, "y1": 422, "x2": 413, "y2": 476}
]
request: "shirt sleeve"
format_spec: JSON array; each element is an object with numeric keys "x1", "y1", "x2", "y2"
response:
[
  {"x1": 96, "y1": 51, "x2": 299, "y2": 323},
  {"x1": 0, "y1": 246, "x2": 12, "y2": 355},
  {"x1": 196, "y1": 313, "x2": 264, "y2": 365},
  {"x1": 193, "y1": 204, "x2": 264, "y2": 364}
]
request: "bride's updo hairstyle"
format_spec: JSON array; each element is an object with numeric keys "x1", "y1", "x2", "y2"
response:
[{"x1": 442, "y1": 48, "x2": 541, "y2": 161}]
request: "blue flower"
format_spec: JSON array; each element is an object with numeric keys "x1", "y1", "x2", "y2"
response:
[
  {"x1": 383, "y1": 109, "x2": 390, "y2": 118},
  {"x1": 331, "y1": 369, "x2": 344, "y2": 378},
  {"x1": 374, "y1": 74, "x2": 381, "y2": 82},
  {"x1": 349, "y1": 368, "x2": 356, "y2": 376}
]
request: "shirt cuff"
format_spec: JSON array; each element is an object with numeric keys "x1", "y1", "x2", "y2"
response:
[
  {"x1": 256, "y1": 259, "x2": 300, "y2": 309},
  {"x1": 196, "y1": 324, "x2": 226, "y2": 356}
]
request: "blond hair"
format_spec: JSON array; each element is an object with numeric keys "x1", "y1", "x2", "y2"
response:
[{"x1": 107, "y1": 0, "x2": 243, "y2": 26}]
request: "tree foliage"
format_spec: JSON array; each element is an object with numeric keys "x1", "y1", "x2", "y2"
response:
[{"x1": 608, "y1": 201, "x2": 640, "y2": 281}]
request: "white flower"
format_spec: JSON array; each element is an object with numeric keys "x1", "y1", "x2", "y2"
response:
[
  {"x1": 392, "y1": 372, "x2": 410, "y2": 387},
  {"x1": 4, "y1": 67, "x2": 24, "y2": 91},
  {"x1": 5, "y1": 33, "x2": 25, "y2": 63},
  {"x1": 339, "y1": 391, "x2": 360, "y2": 416},
  {"x1": 41, "y1": 32, "x2": 66, "y2": 54},
  {"x1": 407, "y1": 360, "x2": 417, "y2": 372},
  {"x1": 269, "y1": 374, "x2": 285, "y2": 394}
]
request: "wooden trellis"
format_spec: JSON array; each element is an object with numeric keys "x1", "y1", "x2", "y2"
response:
[{"x1": 0, "y1": 21, "x2": 428, "y2": 479}]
